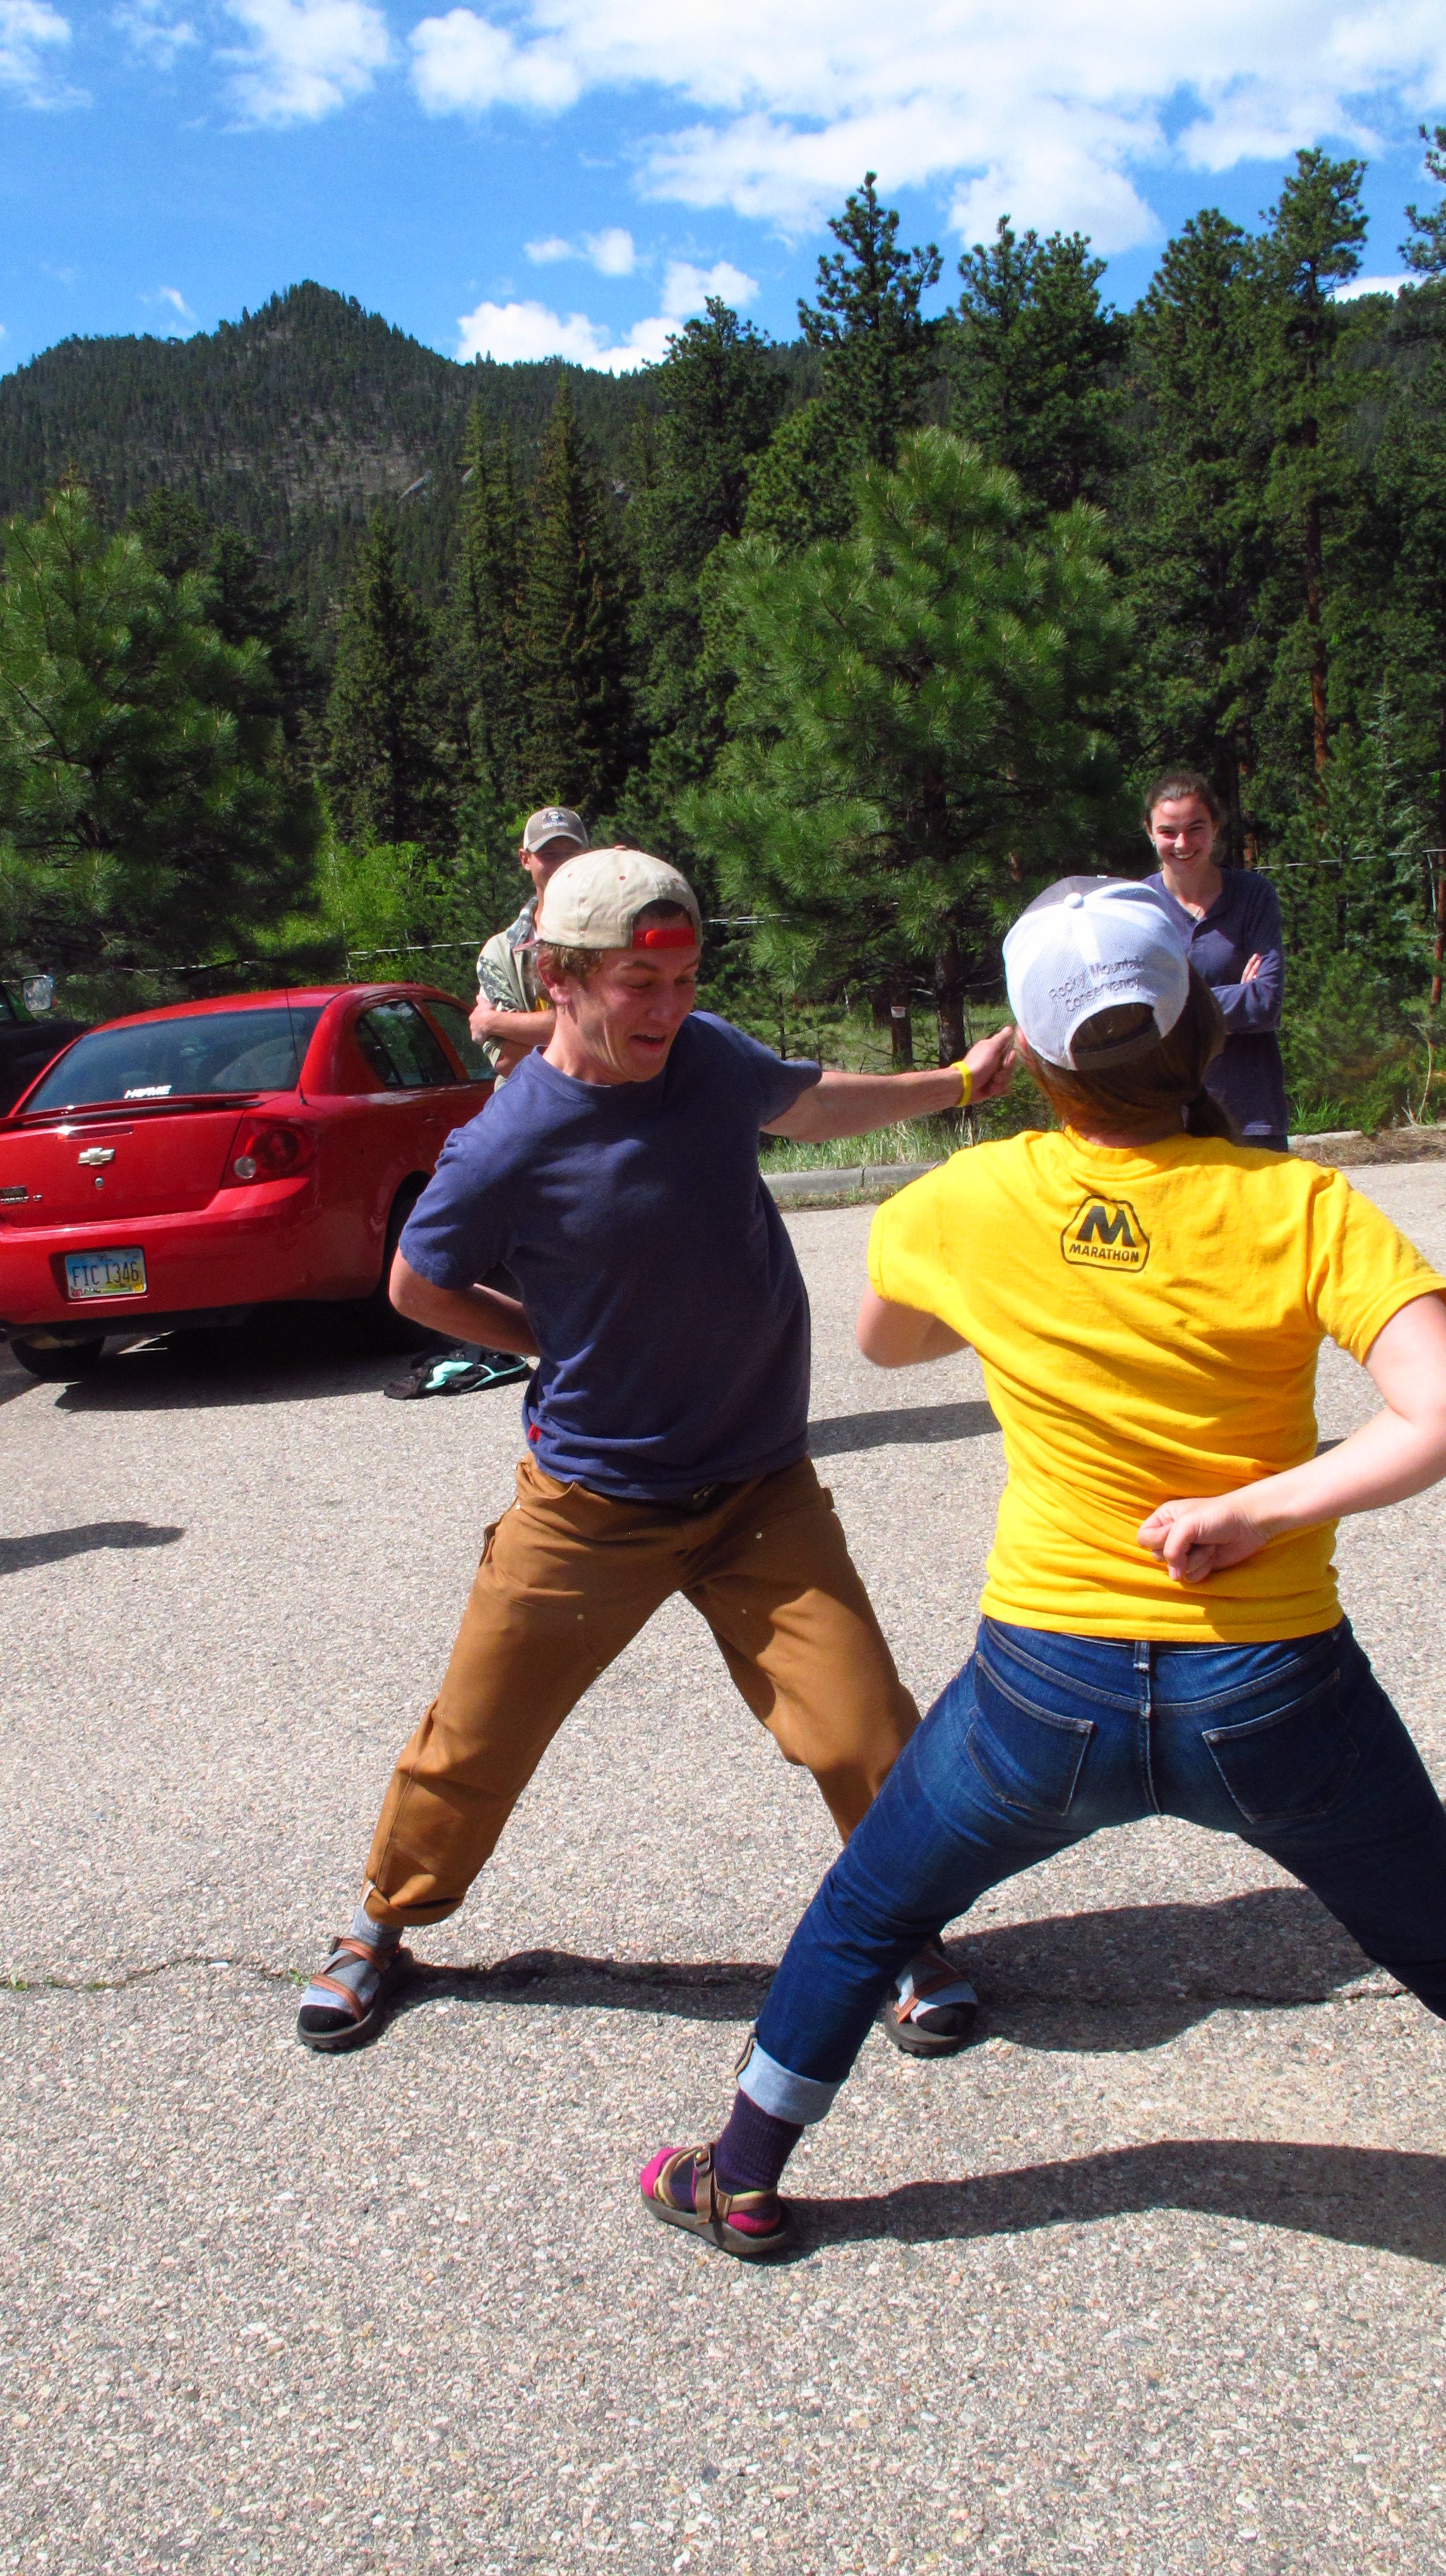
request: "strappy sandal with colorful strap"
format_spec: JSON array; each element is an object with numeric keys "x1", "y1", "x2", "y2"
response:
[
  {"x1": 640, "y1": 2145, "x2": 794, "y2": 2261},
  {"x1": 295, "y1": 1933, "x2": 413, "y2": 2053},
  {"x1": 884, "y1": 1939, "x2": 979, "y2": 2058}
]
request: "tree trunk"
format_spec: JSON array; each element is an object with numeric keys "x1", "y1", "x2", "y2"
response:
[
  {"x1": 933, "y1": 933, "x2": 966, "y2": 1066},
  {"x1": 888, "y1": 977, "x2": 914, "y2": 1069}
]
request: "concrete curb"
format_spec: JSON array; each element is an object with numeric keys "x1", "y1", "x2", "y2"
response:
[
  {"x1": 765, "y1": 1158, "x2": 937, "y2": 1208},
  {"x1": 765, "y1": 1127, "x2": 1446, "y2": 1208}
]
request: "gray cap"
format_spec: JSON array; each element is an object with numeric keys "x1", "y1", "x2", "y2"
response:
[{"x1": 522, "y1": 806, "x2": 588, "y2": 854}]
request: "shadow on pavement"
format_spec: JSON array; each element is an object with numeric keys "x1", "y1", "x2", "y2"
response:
[
  {"x1": 46, "y1": 1306, "x2": 450, "y2": 1414},
  {"x1": 0, "y1": 1520, "x2": 185, "y2": 1575},
  {"x1": 808, "y1": 1401, "x2": 996, "y2": 1458},
  {"x1": 795, "y1": 2140, "x2": 1446, "y2": 2266},
  {"x1": 393, "y1": 1885, "x2": 1378, "y2": 2052}
]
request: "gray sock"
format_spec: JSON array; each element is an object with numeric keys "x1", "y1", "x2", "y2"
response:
[{"x1": 299, "y1": 1900, "x2": 401, "y2": 2027}]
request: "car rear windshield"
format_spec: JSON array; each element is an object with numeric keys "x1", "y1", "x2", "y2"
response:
[{"x1": 22, "y1": 1006, "x2": 327, "y2": 1114}]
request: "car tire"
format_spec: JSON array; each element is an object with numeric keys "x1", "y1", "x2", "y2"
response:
[
  {"x1": 357, "y1": 1179, "x2": 426, "y2": 1350},
  {"x1": 10, "y1": 1335, "x2": 106, "y2": 1381}
]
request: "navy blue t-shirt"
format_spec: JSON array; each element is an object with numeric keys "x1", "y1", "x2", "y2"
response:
[{"x1": 398, "y1": 1012, "x2": 822, "y2": 1500}]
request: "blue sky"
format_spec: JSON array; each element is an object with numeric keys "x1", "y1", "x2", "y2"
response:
[{"x1": 1, "y1": 0, "x2": 1442, "y2": 378}]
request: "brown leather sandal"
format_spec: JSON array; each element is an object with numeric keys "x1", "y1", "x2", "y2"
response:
[
  {"x1": 295, "y1": 1933, "x2": 413, "y2": 2054},
  {"x1": 640, "y1": 2144, "x2": 794, "y2": 2261}
]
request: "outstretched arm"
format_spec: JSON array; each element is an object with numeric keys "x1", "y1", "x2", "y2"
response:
[
  {"x1": 763, "y1": 1026, "x2": 1017, "y2": 1142},
  {"x1": 1137, "y1": 1292, "x2": 1446, "y2": 1584}
]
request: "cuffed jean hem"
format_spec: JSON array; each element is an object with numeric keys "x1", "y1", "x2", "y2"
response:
[{"x1": 735, "y1": 2031, "x2": 841, "y2": 2125}]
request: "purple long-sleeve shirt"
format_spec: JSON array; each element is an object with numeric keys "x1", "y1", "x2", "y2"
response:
[{"x1": 1147, "y1": 868, "x2": 1289, "y2": 1140}]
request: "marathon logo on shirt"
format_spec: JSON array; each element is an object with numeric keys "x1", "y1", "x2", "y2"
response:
[{"x1": 1061, "y1": 1195, "x2": 1150, "y2": 1272}]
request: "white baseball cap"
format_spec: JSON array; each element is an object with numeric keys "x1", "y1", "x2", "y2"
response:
[
  {"x1": 522, "y1": 806, "x2": 588, "y2": 854},
  {"x1": 534, "y1": 847, "x2": 703, "y2": 952},
  {"x1": 1003, "y1": 876, "x2": 1190, "y2": 1069}
]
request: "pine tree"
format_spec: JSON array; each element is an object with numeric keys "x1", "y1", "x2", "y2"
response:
[
  {"x1": 1255, "y1": 149, "x2": 1368, "y2": 777},
  {"x1": 1403, "y1": 124, "x2": 1446, "y2": 276},
  {"x1": 1373, "y1": 321, "x2": 1446, "y2": 883},
  {"x1": 453, "y1": 404, "x2": 525, "y2": 807},
  {"x1": 521, "y1": 378, "x2": 633, "y2": 818},
  {"x1": 799, "y1": 174, "x2": 943, "y2": 465},
  {"x1": 952, "y1": 219, "x2": 1127, "y2": 512},
  {"x1": 627, "y1": 299, "x2": 784, "y2": 839},
  {"x1": 326, "y1": 512, "x2": 448, "y2": 851},
  {"x1": 689, "y1": 430, "x2": 1130, "y2": 1063},
  {"x1": 1128, "y1": 211, "x2": 1276, "y2": 855},
  {"x1": 127, "y1": 487, "x2": 324, "y2": 770},
  {"x1": 739, "y1": 400, "x2": 859, "y2": 549},
  {"x1": 745, "y1": 175, "x2": 942, "y2": 550},
  {"x1": 0, "y1": 479, "x2": 321, "y2": 986}
]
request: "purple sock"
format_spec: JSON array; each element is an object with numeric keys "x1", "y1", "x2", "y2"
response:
[{"x1": 713, "y1": 2089, "x2": 802, "y2": 2196}]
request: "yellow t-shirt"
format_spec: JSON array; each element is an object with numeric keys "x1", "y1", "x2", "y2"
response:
[{"x1": 866, "y1": 1129, "x2": 1445, "y2": 1643}]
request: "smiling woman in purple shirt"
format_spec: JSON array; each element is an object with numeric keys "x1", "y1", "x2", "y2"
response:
[{"x1": 1143, "y1": 767, "x2": 1289, "y2": 1150}]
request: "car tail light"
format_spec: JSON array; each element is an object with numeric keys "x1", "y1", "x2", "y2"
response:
[{"x1": 222, "y1": 1116, "x2": 318, "y2": 1186}]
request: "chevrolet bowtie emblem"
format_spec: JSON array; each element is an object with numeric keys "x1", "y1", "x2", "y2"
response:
[{"x1": 77, "y1": 1147, "x2": 115, "y2": 1167}]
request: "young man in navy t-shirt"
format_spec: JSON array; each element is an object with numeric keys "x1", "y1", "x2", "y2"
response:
[{"x1": 298, "y1": 850, "x2": 1016, "y2": 2060}]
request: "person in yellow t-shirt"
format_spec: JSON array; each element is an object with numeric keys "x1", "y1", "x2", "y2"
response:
[{"x1": 638, "y1": 875, "x2": 1446, "y2": 2262}]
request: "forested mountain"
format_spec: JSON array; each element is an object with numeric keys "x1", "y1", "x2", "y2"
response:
[
  {"x1": 5, "y1": 143, "x2": 1446, "y2": 1134},
  {"x1": 0, "y1": 284, "x2": 670, "y2": 636}
]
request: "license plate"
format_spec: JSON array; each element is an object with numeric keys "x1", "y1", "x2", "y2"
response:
[{"x1": 64, "y1": 1247, "x2": 148, "y2": 1300}]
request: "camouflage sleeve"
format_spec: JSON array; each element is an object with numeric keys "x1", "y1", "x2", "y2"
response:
[{"x1": 477, "y1": 948, "x2": 520, "y2": 1012}]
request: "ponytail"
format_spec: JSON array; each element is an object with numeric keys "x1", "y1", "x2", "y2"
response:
[
  {"x1": 1024, "y1": 971, "x2": 1241, "y2": 1144},
  {"x1": 1183, "y1": 1086, "x2": 1236, "y2": 1141}
]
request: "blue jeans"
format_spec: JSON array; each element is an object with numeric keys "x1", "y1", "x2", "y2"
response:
[{"x1": 739, "y1": 1618, "x2": 1446, "y2": 2123}]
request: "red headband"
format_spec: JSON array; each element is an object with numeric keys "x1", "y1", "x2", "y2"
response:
[{"x1": 632, "y1": 922, "x2": 698, "y2": 949}]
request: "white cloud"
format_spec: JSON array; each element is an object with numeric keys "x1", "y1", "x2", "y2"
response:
[
  {"x1": 114, "y1": 0, "x2": 197, "y2": 68},
  {"x1": 0, "y1": 0, "x2": 84, "y2": 107},
  {"x1": 525, "y1": 225, "x2": 637, "y2": 273},
  {"x1": 458, "y1": 261, "x2": 758, "y2": 370},
  {"x1": 660, "y1": 256, "x2": 757, "y2": 315},
  {"x1": 142, "y1": 285, "x2": 198, "y2": 333},
  {"x1": 407, "y1": 0, "x2": 1446, "y2": 254},
  {"x1": 1334, "y1": 272, "x2": 1411, "y2": 299},
  {"x1": 586, "y1": 225, "x2": 635, "y2": 275},
  {"x1": 410, "y1": 5, "x2": 576, "y2": 112},
  {"x1": 222, "y1": 0, "x2": 390, "y2": 123},
  {"x1": 455, "y1": 296, "x2": 663, "y2": 368}
]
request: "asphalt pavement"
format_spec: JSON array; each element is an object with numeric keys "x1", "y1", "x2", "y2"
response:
[{"x1": 4, "y1": 1164, "x2": 1446, "y2": 2576}]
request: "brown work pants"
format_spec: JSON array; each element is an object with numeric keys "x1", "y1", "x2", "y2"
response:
[{"x1": 364, "y1": 1454, "x2": 918, "y2": 1925}]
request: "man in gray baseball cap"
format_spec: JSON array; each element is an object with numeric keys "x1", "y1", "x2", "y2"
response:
[
  {"x1": 470, "y1": 806, "x2": 589, "y2": 1078},
  {"x1": 298, "y1": 848, "x2": 1017, "y2": 2066}
]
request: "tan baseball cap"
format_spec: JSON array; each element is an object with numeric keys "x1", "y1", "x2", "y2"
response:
[
  {"x1": 522, "y1": 806, "x2": 589, "y2": 854},
  {"x1": 534, "y1": 848, "x2": 703, "y2": 951}
]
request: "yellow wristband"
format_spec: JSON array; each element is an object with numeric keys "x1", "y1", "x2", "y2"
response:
[{"x1": 950, "y1": 1060, "x2": 973, "y2": 1107}]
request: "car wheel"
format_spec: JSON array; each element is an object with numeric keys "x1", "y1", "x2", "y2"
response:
[
  {"x1": 357, "y1": 1180, "x2": 425, "y2": 1350},
  {"x1": 10, "y1": 1335, "x2": 106, "y2": 1381}
]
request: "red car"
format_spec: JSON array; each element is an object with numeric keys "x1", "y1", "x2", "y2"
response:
[{"x1": 0, "y1": 983, "x2": 494, "y2": 1379}]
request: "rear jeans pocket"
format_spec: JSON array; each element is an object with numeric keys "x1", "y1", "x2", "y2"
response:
[
  {"x1": 1203, "y1": 1676, "x2": 1358, "y2": 1827},
  {"x1": 967, "y1": 1653, "x2": 1094, "y2": 1820}
]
